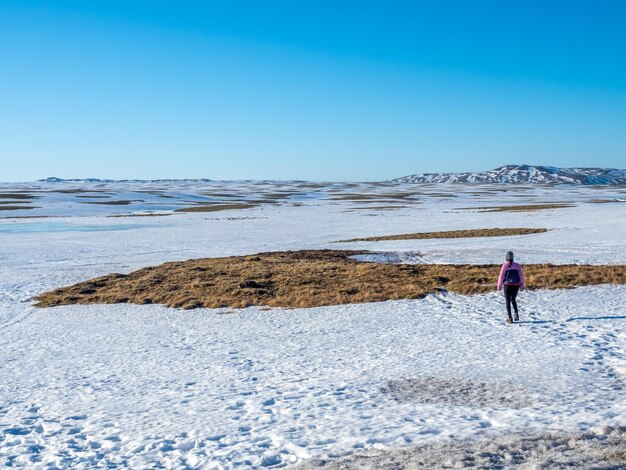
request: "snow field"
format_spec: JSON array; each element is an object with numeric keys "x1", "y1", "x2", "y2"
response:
[
  {"x1": 0, "y1": 182, "x2": 625, "y2": 468},
  {"x1": 1, "y1": 288, "x2": 624, "y2": 467}
]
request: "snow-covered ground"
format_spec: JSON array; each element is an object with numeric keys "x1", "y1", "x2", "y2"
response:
[{"x1": 0, "y1": 182, "x2": 625, "y2": 468}]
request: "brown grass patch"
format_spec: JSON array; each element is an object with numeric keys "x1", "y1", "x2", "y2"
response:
[
  {"x1": 200, "y1": 192, "x2": 243, "y2": 197},
  {"x1": 294, "y1": 183, "x2": 329, "y2": 189},
  {"x1": 51, "y1": 189, "x2": 109, "y2": 194},
  {"x1": 107, "y1": 213, "x2": 172, "y2": 218},
  {"x1": 0, "y1": 205, "x2": 36, "y2": 211},
  {"x1": 33, "y1": 250, "x2": 626, "y2": 310},
  {"x1": 260, "y1": 192, "x2": 302, "y2": 199},
  {"x1": 329, "y1": 194, "x2": 379, "y2": 201},
  {"x1": 423, "y1": 193, "x2": 458, "y2": 198},
  {"x1": 336, "y1": 227, "x2": 547, "y2": 243},
  {"x1": 80, "y1": 200, "x2": 137, "y2": 206},
  {"x1": 174, "y1": 203, "x2": 258, "y2": 213},
  {"x1": 244, "y1": 199, "x2": 280, "y2": 205},
  {"x1": 331, "y1": 192, "x2": 420, "y2": 201},
  {"x1": 0, "y1": 193, "x2": 38, "y2": 199},
  {"x1": 296, "y1": 427, "x2": 626, "y2": 470},
  {"x1": 458, "y1": 204, "x2": 575, "y2": 212},
  {"x1": 346, "y1": 205, "x2": 409, "y2": 211},
  {"x1": 0, "y1": 215, "x2": 53, "y2": 219},
  {"x1": 343, "y1": 200, "x2": 418, "y2": 205},
  {"x1": 134, "y1": 190, "x2": 168, "y2": 195}
]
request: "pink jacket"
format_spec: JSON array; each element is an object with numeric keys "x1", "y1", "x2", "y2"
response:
[{"x1": 497, "y1": 262, "x2": 525, "y2": 290}]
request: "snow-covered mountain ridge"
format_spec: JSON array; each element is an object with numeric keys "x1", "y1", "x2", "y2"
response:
[{"x1": 393, "y1": 165, "x2": 626, "y2": 185}]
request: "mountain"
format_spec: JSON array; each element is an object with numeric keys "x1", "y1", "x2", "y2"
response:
[{"x1": 393, "y1": 165, "x2": 626, "y2": 185}]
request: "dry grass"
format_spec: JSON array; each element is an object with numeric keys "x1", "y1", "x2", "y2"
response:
[
  {"x1": 134, "y1": 190, "x2": 172, "y2": 195},
  {"x1": 0, "y1": 205, "x2": 36, "y2": 211},
  {"x1": 345, "y1": 205, "x2": 409, "y2": 211},
  {"x1": 343, "y1": 200, "x2": 418, "y2": 205},
  {"x1": 0, "y1": 193, "x2": 37, "y2": 199},
  {"x1": 297, "y1": 427, "x2": 626, "y2": 470},
  {"x1": 243, "y1": 199, "x2": 280, "y2": 205},
  {"x1": 204, "y1": 216, "x2": 268, "y2": 221},
  {"x1": 331, "y1": 192, "x2": 420, "y2": 201},
  {"x1": 330, "y1": 194, "x2": 380, "y2": 201},
  {"x1": 200, "y1": 192, "x2": 243, "y2": 197},
  {"x1": 425, "y1": 194, "x2": 458, "y2": 198},
  {"x1": 459, "y1": 203, "x2": 575, "y2": 212},
  {"x1": 336, "y1": 227, "x2": 547, "y2": 243},
  {"x1": 293, "y1": 183, "x2": 329, "y2": 189},
  {"x1": 174, "y1": 204, "x2": 258, "y2": 213},
  {"x1": 51, "y1": 189, "x2": 109, "y2": 194},
  {"x1": 80, "y1": 200, "x2": 136, "y2": 206},
  {"x1": 382, "y1": 376, "x2": 536, "y2": 408},
  {"x1": 589, "y1": 199, "x2": 625, "y2": 204},
  {"x1": 107, "y1": 213, "x2": 172, "y2": 218},
  {"x1": 261, "y1": 192, "x2": 302, "y2": 199},
  {"x1": 0, "y1": 215, "x2": 53, "y2": 219},
  {"x1": 34, "y1": 250, "x2": 626, "y2": 310}
]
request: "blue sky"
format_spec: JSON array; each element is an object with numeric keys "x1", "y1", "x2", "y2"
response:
[{"x1": 1, "y1": 1, "x2": 625, "y2": 181}]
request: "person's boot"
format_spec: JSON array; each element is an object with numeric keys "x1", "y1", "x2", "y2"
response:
[
  {"x1": 506, "y1": 316, "x2": 513, "y2": 324},
  {"x1": 514, "y1": 312, "x2": 519, "y2": 322}
]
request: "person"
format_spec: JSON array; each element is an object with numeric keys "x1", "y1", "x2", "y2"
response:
[{"x1": 497, "y1": 251, "x2": 525, "y2": 324}]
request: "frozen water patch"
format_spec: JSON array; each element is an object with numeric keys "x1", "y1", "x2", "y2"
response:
[
  {"x1": 349, "y1": 251, "x2": 423, "y2": 264},
  {"x1": 0, "y1": 221, "x2": 164, "y2": 234},
  {"x1": 382, "y1": 377, "x2": 537, "y2": 409}
]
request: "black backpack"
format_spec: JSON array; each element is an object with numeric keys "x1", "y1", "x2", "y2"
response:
[{"x1": 504, "y1": 267, "x2": 520, "y2": 284}]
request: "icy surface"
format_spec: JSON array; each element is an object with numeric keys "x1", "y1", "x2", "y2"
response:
[{"x1": 0, "y1": 181, "x2": 625, "y2": 468}]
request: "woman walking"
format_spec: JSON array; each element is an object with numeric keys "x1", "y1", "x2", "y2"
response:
[{"x1": 497, "y1": 251, "x2": 525, "y2": 323}]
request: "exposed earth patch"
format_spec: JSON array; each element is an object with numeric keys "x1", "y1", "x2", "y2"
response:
[
  {"x1": 382, "y1": 376, "x2": 537, "y2": 409},
  {"x1": 335, "y1": 227, "x2": 547, "y2": 243},
  {"x1": 34, "y1": 250, "x2": 626, "y2": 310},
  {"x1": 297, "y1": 426, "x2": 626, "y2": 470},
  {"x1": 458, "y1": 203, "x2": 575, "y2": 212}
]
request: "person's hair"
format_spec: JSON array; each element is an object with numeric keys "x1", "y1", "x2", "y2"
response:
[{"x1": 506, "y1": 251, "x2": 514, "y2": 262}]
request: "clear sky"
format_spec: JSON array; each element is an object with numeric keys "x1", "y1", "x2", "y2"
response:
[{"x1": 1, "y1": 1, "x2": 625, "y2": 181}]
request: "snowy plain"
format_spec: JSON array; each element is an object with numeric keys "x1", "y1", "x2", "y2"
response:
[{"x1": 0, "y1": 181, "x2": 625, "y2": 468}]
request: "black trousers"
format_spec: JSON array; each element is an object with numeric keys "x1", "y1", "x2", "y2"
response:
[{"x1": 504, "y1": 284, "x2": 519, "y2": 317}]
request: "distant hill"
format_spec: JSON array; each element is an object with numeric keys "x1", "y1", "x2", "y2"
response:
[
  {"x1": 38, "y1": 177, "x2": 214, "y2": 183},
  {"x1": 393, "y1": 165, "x2": 626, "y2": 185},
  {"x1": 36, "y1": 165, "x2": 626, "y2": 185}
]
